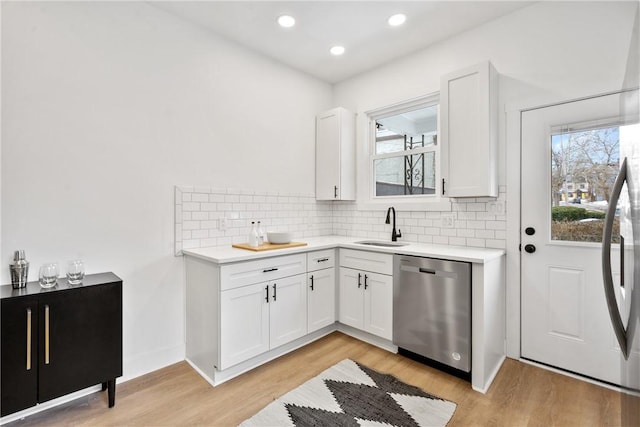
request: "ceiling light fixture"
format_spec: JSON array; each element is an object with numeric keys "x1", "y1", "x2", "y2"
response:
[
  {"x1": 330, "y1": 45, "x2": 345, "y2": 56},
  {"x1": 277, "y1": 15, "x2": 296, "y2": 28},
  {"x1": 388, "y1": 13, "x2": 407, "y2": 27}
]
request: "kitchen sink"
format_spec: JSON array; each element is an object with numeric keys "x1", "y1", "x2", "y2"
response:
[{"x1": 354, "y1": 240, "x2": 409, "y2": 247}]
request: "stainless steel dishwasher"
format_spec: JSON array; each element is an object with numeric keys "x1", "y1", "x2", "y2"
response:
[{"x1": 393, "y1": 255, "x2": 471, "y2": 375}]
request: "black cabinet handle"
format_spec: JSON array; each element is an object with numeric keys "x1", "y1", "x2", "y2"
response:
[
  {"x1": 265, "y1": 285, "x2": 269, "y2": 303},
  {"x1": 334, "y1": 185, "x2": 338, "y2": 198},
  {"x1": 357, "y1": 273, "x2": 362, "y2": 288},
  {"x1": 317, "y1": 258, "x2": 329, "y2": 263},
  {"x1": 263, "y1": 268, "x2": 278, "y2": 273},
  {"x1": 364, "y1": 274, "x2": 369, "y2": 290},
  {"x1": 310, "y1": 275, "x2": 314, "y2": 291},
  {"x1": 272, "y1": 283, "x2": 277, "y2": 301}
]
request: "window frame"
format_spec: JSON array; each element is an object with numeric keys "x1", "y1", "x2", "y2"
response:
[{"x1": 357, "y1": 93, "x2": 451, "y2": 211}]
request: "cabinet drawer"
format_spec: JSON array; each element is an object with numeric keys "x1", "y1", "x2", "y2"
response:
[
  {"x1": 339, "y1": 249, "x2": 393, "y2": 276},
  {"x1": 307, "y1": 249, "x2": 335, "y2": 272},
  {"x1": 220, "y1": 254, "x2": 306, "y2": 291}
]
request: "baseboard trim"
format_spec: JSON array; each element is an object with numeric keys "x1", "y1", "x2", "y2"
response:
[
  {"x1": 336, "y1": 324, "x2": 397, "y2": 353},
  {"x1": 0, "y1": 385, "x2": 102, "y2": 424},
  {"x1": 122, "y1": 343, "x2": 185, "y2": 382},
  {"x1": 472, "y1": 354, "x2": 506, "y2": 394},
  {"x1": 204, "y1": 325, "x2": 337, "y2": 386}
]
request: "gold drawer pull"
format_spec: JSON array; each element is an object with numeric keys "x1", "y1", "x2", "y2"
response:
[
  {"x1": 26, "y1": 308, "x2": 32, "y2": 370},
  {"x1": 45, "y1": 305, "x2": 50, "y2": 365}
]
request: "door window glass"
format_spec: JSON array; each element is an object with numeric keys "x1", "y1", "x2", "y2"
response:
[{"x1": 550, "y1": 125, "x2": 620, "y2": 242}]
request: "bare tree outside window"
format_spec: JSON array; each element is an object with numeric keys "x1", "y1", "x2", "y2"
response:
[{"x1": 550, "y1": 126, "x2": 620, "y2": 242}]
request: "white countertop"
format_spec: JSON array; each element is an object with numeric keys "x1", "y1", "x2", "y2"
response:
[{"x1": 182, "y1": 236, "x2": 504, "y2": 264}]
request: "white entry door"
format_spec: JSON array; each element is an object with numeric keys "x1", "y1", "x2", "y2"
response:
[{"x1": 521, "y1": 92, "x2": 629, "y2": 385}]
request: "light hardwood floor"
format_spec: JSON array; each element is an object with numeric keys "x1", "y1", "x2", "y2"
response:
[{"x1": 8, "y1": 332, "x2": 621, "y2": 426}]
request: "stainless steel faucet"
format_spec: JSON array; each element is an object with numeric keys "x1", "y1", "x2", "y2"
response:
[{"x1": 385, "y1": 207, "x2": 402, "y2": 242}]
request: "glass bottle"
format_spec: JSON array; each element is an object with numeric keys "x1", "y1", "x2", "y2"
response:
[
  {"x1": 257, "y1": 221, "x2": 265, "y2": 246},
  {"x1": 248, "y1": 221, "x2": 259, "y2": 247}
]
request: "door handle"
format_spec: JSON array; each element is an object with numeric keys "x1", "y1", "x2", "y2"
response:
[
  {"x1": 265, "y1": 285, "x2": 269, "y2": 303},
  {"x1": 364, "y1": 274, "x2": 368, "y2": 290},
  {"x1": 26, "y1": 308, "x2": 32, "y2": 371},
  {"x1": 45, "y1": 305, "x2": 50, "y2": 365},
  {"x1": 418, "y1": 268, "x2": 436, "y2": 274},
  {"x1": 272, "y1": 283, "x2": 277, "y2": 302},
  {"x1": 310, "y1": 275, "x2": 314, "y2": 291},
  {"x1": 357, "y1": 273, "x2": 362, "y2": 288},
  {"x1": 524, "y1": 244, "x2": 536, "y2": 254},
  {"x1": 334, "y1": 185, "x2": 338, "y2": 198},
  {"x1": 602, "y1": 157, "x2": 628, "y2": 359},
  {"x1": 525, "y1": 227, "x2": 535, "y2": 236}
]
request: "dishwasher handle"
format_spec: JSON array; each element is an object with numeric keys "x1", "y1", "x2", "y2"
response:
[{"x1": 400, "y1": 264, "x2": 459, "y2": 280}]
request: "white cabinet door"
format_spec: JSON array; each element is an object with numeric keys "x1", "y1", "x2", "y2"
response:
[
  {"x1": 316, "y1": 107, "x2": 355, "y2": 200},
  {"x1": 219, "y1": 283, "x2": 269, "y2": 370},
  {"x1": 363, "y1": 271, "x2": 393, "y2": 341},
  {"x1": 441, "y1": 61, "x2": 498, "y2": 198},
  {"x1": 307, "y1": 268, "x2": 336, "y2": 333},
  {"x1": 269, "y1": 274, "x2": 308, "y2": 349},
  {"x1": 339, "y1": 267, "x2": 364, "y2": 330}
]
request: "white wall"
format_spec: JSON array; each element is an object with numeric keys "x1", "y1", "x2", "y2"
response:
[{"x1": 1, "y1": 1, "x2": 331, "y2": 380}]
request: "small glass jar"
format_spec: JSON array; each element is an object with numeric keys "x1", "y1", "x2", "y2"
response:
[
  {"x1": 39, "y1": 263, "x2": 59, "y2": 288},
  {"x1": 66, "y1": 260, "x2": 85, "y2": 285}
]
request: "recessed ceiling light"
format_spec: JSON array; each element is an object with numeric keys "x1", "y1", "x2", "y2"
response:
[
  {"x1": 330, "y1": 45, "x2": 345, "y2": 56},
  {"x1": 388, "y1": 13, "x2": 407, "y2": 27},
  {"x1": 277, "y1": 15, "x2": 296, "y2": 28}
]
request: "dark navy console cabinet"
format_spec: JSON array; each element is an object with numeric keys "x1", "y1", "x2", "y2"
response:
[{"x1": 1, "y1": 272, "x2": 122, "y2": 417}]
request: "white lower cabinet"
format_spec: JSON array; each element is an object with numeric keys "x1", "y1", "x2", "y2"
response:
[
  {"x1": 339, "y1": 267, "x2": 393, "y2": 340},
  {"x1": 220, "y1": 282, "x2": 269, "y2": 369},
  {"x1": 307, "y1": 268, "x2": 336, "y2": 333},
  {"x1": 270, "y1": 274, "x2": 308, "y2": 348},
  {"x1": 220, "y1": 273, "x2": 307, "y2": 370}
]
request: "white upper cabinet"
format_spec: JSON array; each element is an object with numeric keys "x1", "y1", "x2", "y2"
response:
[
  {"x1": 440, "y1": 61, "x2": 498, "y2": 198},
  {"x1": 316, "y1": 107, "x2": 356, "y2": 200}
]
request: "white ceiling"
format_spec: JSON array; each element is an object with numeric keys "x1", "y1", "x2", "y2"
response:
[{"x1": 152, "y1": 1, "x2": 534, "y2": 84}]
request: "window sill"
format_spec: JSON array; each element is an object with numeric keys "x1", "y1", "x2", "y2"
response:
[{"x1": 357, "y1": 199, "x2": 452, "y2": 212}]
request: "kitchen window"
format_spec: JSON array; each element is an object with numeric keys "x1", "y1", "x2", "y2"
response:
[{"x1": 363, "y1": 94, "x2": 450, "y2": 210}]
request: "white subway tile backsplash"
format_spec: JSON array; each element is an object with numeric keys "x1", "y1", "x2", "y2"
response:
[
  {"x1": 466, "y1": 203, "x2": 487, "y2": 212},
  {"x1": 192, "y1": 193, "x2": 209, "y2": 202},
  {"x1": 476, "y1": 229, "x2": 496, "y2": 239},
  {"x1": 191, "y1": 229, "x2": 209, "y2": 239},
  {"x1": 183, "y1": 202, "x2": 201, "y2": 212},
  {"x1": 174, "y1": 186, "x2": 507, "y2": 256},
  {"x1": 182, "y1": 221, "x2": 200, "y2": 230},
  {"x1": 192, "y1": 212, "x2": 209, "y2": 221},
  {"x1": 433, "y1": 236, "x2": 449, "y2": 245},
  {"x1": 467, "y1": 238, "x2": 486, "y2": 247},
  {"x1": 449, "y1": 237, "x2": 466, "y2": 246},
  {"x1": 457, "y1": 229, "x2": 475, "y2": 238}
]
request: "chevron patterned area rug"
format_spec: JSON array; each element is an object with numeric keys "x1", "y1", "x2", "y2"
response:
[{"x1": 239, "y1": 359, "x2": 457, "y2": 427}]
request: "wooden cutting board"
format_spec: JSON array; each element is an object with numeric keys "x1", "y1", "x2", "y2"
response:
[{"x1": 232, "y1": 242, "x2": 307, "y2": 252}]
